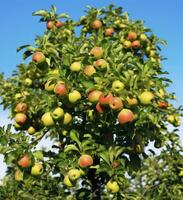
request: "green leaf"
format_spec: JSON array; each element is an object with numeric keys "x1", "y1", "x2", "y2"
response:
[
  {"x1": 70, "y1": 130, "x2": 81, "y2": 147},
  {"x1": 32, "y1": 10, "x2": 48, "y2": 16},
  {"x1": 17, "y1": 45, "x2": 31, "y2": 52},
  {"x1": 64, "y1": 144, "x2": 80, "y2": 153},
  {"x1": 99, "y1": 151, "x2": 110, "y2": 166}
]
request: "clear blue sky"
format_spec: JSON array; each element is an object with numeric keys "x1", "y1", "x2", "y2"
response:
[{"x1": 0, "y1": 0, "x2": 183, "y2": 178}]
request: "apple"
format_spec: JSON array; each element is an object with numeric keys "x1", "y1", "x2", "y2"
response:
[
  {"x1": 90, "y1": 47, "x2": 103, "y2": 59},
  {"x1": 32, "y1": 52, "x2": 45, "y2": 63},
  {"x1": 96, "y1": 102, "x2": 103, "y2": 113},
  {"x1": 126, "y1": 96, "x2": 138, "y2": 106},
  {"x1": 64, "y1": 175, "x2": 73, "y2": 187},
  {"x1": 68, "y1": 90, "x2": 81, "y2": 103},
  {"x1": 68, "y1": 169, "x2": 80, "y2": 181},
  {"x1": 127, "y1": 31, "x2": 137, "y2": 41},
  {"x1": 52, "y1": 107, "x2": 64, "y2": 119},
  {"x1": 88, "y1": 90, "x2": 103, "y2": 103},
  {"x1": 106, "y1": 180, "x2": 120, "y2": 193},
  {"x1": 55, "y1": 21, "x2": 63, "y2": 28},
  {"x1": 70, "y1": 62, "x2": 82, "y2": 72},
  {"x1": 63, "y1": 113, "x2": 72, "y2": 125},
  {"x1": 112, "y1": 160, "x2": 120, "y2": 168},
  {"x1": 132, "y1": 40, "x2": 141, "y2": 48},
  {"x1": 33, "y1": 151, "x2": 44, "y2": 160},
  {"x1": 18, "y1": 154, "x2": 31, "y2": 168},
  {"x1": 94, "y1": 59, "x2": 108, "y2": 69},
  {"x1": 41, "y1": 112, "x2": 54, "y2": 126},
  {"x1": 24, "y1": 78, "x2": 32, "y2": 86},
  {"x1": 99, "y1": 93, "x2": 113, "y2": 106},
  {"x1": 118, "y1": 109, "x2": 134, "y2": 124},
  {"x1": 112, "y1": 80, "x2": 125, "y2": 93},
  {"x1": 31, "y1": 163, "x2": 43, "y2": 176},
  {"x1": 167, "y1": 115, "x2": 175, "y2": 124},
  {"x1": 91, "y1": 19, "x2": 102, "y2": 29},
  {"x1": 158, "y1": 101, "x2": 168, "y2": 108},
  {"x1": 15, "y1": 170, "x2": 23, "y2": 181},
  {"x1": 109, "y1": 97, "x2": 123, "y2": 111},
  {"x1": 46, "y1": 21, "x2": 55, "y2": 29},
  {"x1": 54, "y1": 82, "x2": 68, "y2": 96},
  {"x1": 27, "y1": 126, "x2": 36, "y2": 135},
  {"x1": 15, "y1": 113, "x2": 27, "y2": 125},
  {"x1": 83, "y1": 65, "x2": 96, "y2": 76},
  {"x1": 139, "y1": 91, "x2": 154, "y2": 105},
  {"x1": 179, "y1": 170, "x2": 183, "y2": 177},
  {"x1": 140, "y1": 34, "x2": 147, "y2": 41},
  {"x1": 78, "y1": 154, "x2": 93, "y2": 168},
  {"x1": 15, "y1": 103, "x2": 28, "y2": 113},
  {"x1": 123, "y1": 40, "x2": 132, "y2": 48},
  {"x1": 45, "y1": 81, "x2": 55, "y2": 91},
  {"x1": 105, "y1": 28, "x2": 114, "y2": 36}
]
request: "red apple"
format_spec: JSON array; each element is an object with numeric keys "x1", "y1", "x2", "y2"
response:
[
  {"x1": 78, "y1": 154, "x2": 93, "y2": 168},
  {"x1": 99, "y1": 93, "x2": 113, "y2": 106},
  {"x1": 15, "y1": 113, "x2": 27, "y2": 125},
  {"x1": 15, "y1": 103, "x2": 28, "y2": 113},
  {"x1": 112, "y1": 160, "x2": 120, "y2": 168},
  {"x1": 118, "y1": 109, "x2": 134, "y2": 124},
  {"x1": 54, "y1": 82, "x2": 68, "y2": 96},
  {"x1": 83, "y1": 65, "x2": 96, "y2": 76},
  {"x1": 105, "y1": 28, "x2": 114, "y2": 36},
  {"x1": 88, "y1": 90, "x2": 103, "y2": 103},
  {"x1": 90, "y1": 47, "x2": 103, "y2": 59},
  {"x1": 18, "y1": 154, "x2": 31, "y2": 168},
  {"x1": 55, "y1": 21, "x2": 63, "y2": 28},
  {"x1": 109, "y1": 97, "x2": 123, "y2": 111},
  {"x1": 32, "y1": 52, "x2": 45, "y2": 63},
  {"x1": 132, "y1": 40, "x2": 141, "y2": 48},
  {"x1": 94, "y1": 59, "x2": 108, "y2": 69},
  {"x1": 158, "y1": 101, "x2": 168, "y2": 108},
  {"x1": 91, "y1": 19, "x2": 102, "y2": 29},
  {"x1": 96, "y1": 102, "x2": 103, "y2": 113},
  {"x1": 127, "y1": 31, "x2": 137, "y2": 41},
  {"x1": 46, "y1": 21, "x2": 55, "y2": 29}
]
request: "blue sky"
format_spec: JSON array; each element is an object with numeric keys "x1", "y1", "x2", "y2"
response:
[{"x1": 0, "y1": 0, "x2": 183, "y2": 179}]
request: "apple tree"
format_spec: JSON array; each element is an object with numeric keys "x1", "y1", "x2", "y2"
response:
[{"x1": 0, "y1": 5, "x2": 182, "y2": 200}]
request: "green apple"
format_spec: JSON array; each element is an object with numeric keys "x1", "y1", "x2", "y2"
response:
[
  {"x1": 106, "y1": 180, "x2": 120, "y2": 193},
  {"x1": 52, "y1": 107, "x2": 64, "y2": 120},
  {"x1": 24, "y1": 78, "x2": 32, "y2": 86},
  {"x1": 179, "y1": 170, "x2": 183, "y2": 177},
  {"x1": 139, "y1": 91, "x2": 154, "y2": 105},
  {"x1": 68, "y1": 169, "x2": 80, "y2": 181},
  {"x1": 112, "y1": 80, "x2": 125, "y2": 93},
  {"x1": 33, "y1": 151, "x2": 44, "y2": 160},
  {"x1": 68, "y1": 90, "x2": 81, "y2": 103},
  {"x1": 41, "y1": 112, "x2": 54, "y2": 126},
  {"x1": 63, "y1": 113, "x2": 72, "y2": 125},
  {"x1": 64, "y1": 175, "x2": 73, "y2": 187},
  {"x1": 27, "y1": 126, "x2": 36, "y2": 135},
  {"x1": 70, "y1": 62, "x2": 82, "y2": 72},
  {"x1": 123, "y1": 40, "x2": 132, "y2": 48},
  {"x1": 31, "y1": 163, "x2": 43, "y2": 176},
  {"x1": 140, "y1": 34, "x2": 147, "y2": 41}
]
